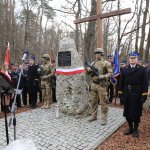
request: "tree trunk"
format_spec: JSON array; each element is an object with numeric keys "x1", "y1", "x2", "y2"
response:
[
  {"x1": 139, "y1": 0, "x2": 149, "y2": 58},
  {"x1": 135, "y1": 0, "x2": 142, "y2": 52},
  {"x1": 103, "y1": 18, "x2": 109, "y2": 57},
  {"x1": 117, "y1": 0, "x2": 121, "y2": 52},
  {"x1": 145, "y1": 22, "x2": 150, "y2": 62},
  {"x1": 24, "y1": 1, "x2": 29, "y2": 49},
  {"x1": 75, "y1": 0, "x2": 81, "y2": 52},
  {"x1": 84, "y1": 0, "x2": 96, "y2": 62}
]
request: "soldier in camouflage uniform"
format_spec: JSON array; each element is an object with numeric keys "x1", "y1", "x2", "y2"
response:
[
  {"x1": 86, "y1": 48, "x2": 112, "y2": 125},
  {"x1": 41, "y1": 54, "x2": 54, "y2": 109}
]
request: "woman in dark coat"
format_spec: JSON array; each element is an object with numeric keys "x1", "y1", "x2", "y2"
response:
[{"x1": 118, "y1": 52, "x2": 148, "y2": 138}]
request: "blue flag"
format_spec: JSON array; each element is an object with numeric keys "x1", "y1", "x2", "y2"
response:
[{"x1": 110, "y1": 49, "x2": 120, "y2": 85}]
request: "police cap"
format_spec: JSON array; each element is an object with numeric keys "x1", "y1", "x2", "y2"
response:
[
  {"x1": 94, "y1": 48, "x2": 104, "y2": 54},
  {"x1": 128, "y1": 51, "x2": 139, "y2": 57}
]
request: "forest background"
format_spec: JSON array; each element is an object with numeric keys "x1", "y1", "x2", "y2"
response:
[{"x1": 0, "y1": 0, "x2": 149, "y2": 64}]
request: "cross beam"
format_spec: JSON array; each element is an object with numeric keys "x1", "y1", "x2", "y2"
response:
[
  {"x1": 74, "y1": 8, "x2": 131, "y2": 24},
  {"x1": 74, "y1": 1, "x2": 131, "y2": 48}
]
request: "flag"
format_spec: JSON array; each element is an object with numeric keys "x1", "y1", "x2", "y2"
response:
[
  {"x1": 110, "y1": 49, "x2": 120, "y2": 85},
  {"x1": 56, "y1": 67, "x2": 85, "y2": 75},
  {"x1": 4, "y1": 42, "x2": 10, "y2": 65}
]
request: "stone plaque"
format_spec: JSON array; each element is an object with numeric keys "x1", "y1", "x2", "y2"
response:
[{"x1": 58, "y1": 51, "x2": 71, "y2": 67}]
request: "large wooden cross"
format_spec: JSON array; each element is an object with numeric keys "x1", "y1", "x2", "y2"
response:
[{"x1": 74, "y1": 0, "x2": 131, "y2": 48}]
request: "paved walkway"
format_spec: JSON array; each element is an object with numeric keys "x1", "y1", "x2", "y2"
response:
[{"x1": 0, "y1": 104, "x2": 126, "y2": 150}]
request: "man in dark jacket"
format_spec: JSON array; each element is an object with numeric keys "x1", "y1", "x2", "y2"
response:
[
  {"x1": 118, "y1": 52, "x2": 148, "y2": 138},
  {"x1": 9, "y1": 62, "x2": 22, "y2": 108},
  {"x1": 27, "y1": 56, "x2": 40, "y2": 109}
]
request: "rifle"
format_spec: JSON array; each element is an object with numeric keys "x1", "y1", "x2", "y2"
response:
[{"x1": 85, "y1": 62, "x2": 99, "y2": 77}]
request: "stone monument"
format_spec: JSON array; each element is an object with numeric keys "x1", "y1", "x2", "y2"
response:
[{"x1": 56, "y1": 38, "x2": 89, "y2": 117}]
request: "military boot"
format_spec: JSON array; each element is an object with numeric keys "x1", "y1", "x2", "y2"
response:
[
  {"x1": 88, "y1": 117, "x2": 97, "y2": 122},
  {"x1": 41, "y1": 101, "x2": 47, "y2": 109},
  {"x1": 41, "y1": 105, "x2": 46, "y2": 109},
  {"x1": 101, "y1": 120, "x2": 107, "y2": 126},
  {"x1": 44, "y1": 104, "x2": 50, "y2": 109}
]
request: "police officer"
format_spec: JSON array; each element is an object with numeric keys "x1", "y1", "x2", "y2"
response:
[
  {"x1": 27, "y1": 56, "x2": 40, "y2": 109},
  {"x1": 118, "y1": 52, "x2": 148, "y2": 137},
  {"x1": 41, "y1": 54, "x2": 54, "y2": 109},
  {"x1": 86, "y1": 48, "x2": 112, "y2": 125}
]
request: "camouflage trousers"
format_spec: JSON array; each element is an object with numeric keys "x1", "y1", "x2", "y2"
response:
[
  {"x1": 41, "y1": 81, "x2": 52, "y2": 107},
  {"x1": 89, "y1": 82, "x2": 108, "y2": 122}
]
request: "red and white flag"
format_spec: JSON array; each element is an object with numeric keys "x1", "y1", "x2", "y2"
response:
[
  {"x1": 4, "y1": 42, "x2": 10, "y2": 65},
  {"x1": 56, "y1": 67, "x2": 85, "y2": 75}
]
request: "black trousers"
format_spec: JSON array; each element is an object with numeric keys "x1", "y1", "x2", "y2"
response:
[
  {"x1": 107, "y1": 83, "x2": 114, "y2": 103},
  {"x1": 39, "y1": 90, "x2": 43, "y2": 103},
  {"x1": 22, "y1": 86, "x2": 28, "y2": 106},
  {"x1": 52, "y1": 88, "x2": 56, "y2": 102},
  {"x1": 126, "y1": 118, "x2": 139, "y2": 131},
  {"x1": 29, "y1": 93, "x2": 37, "y2": 107}
]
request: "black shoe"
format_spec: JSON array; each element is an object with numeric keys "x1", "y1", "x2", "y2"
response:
[
  {"x1": 132, "y1": 130, "x2": 139, "y2": 138},
  {"x1": 124, "y1": 128, "x2": 134, "y2": 135},
  {"x1": 31, "y1": 105, "x2": 36, "y2": 109}
]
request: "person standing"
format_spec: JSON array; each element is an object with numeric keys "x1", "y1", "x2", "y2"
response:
[
  {"x1": 41, "y1": 54, "x2": 54, "y2": 109},
  {"x1": 22, "y1": 62, "x2": 28, "y2": 106},
  {"x1": 0, "y1": 62, "x2": 12, "y2": 113},
  {"x1": 9, "y1": 62, "x2": 22, "y2": 108},
  {"x1": 118, "y1": 52, "x2": 148, "y2": 137},
  {"x1": 86, "y1": 48, "x2": 112, "y2": 125},
  {"x1": 27, "y1": 56, "x2": 40, "y2": 109},
  {"x1": 107, "y1": 55, "x2": 114, "y2": 103}
]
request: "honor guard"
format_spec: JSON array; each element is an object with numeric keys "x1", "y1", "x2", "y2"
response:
[
  {"x1": 41, "y1": 54, "x2": 54, "y2": 109},
  {"x1": 86, "y1": 48, "x2": 112, "y2": 125},
  {"x1": 118, "y1": 52, "x2": 148, "y2": 137}
]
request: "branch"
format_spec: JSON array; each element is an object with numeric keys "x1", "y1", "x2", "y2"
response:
[
  {"x1": 122, "y1": 21, "x2": 150, "y2": 36},
  {"x1": 52, "y1": 8, "x2": 74, "y2": 14},
  {"x1": 61, "y1": 21, "x2": 75, "y2": 31},
  {"x1": 102, "y1": 0, "x2": 116, "y2": 4}
]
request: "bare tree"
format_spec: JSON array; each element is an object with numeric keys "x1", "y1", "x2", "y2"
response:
[{"x1": 139, "y1": 0, "x2": 149, "y2": 58}]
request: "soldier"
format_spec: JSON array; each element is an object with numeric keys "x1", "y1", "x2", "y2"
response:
[
  {"x1": 118, "y1": 52, "x2": 148, "y2": 137},
  {"x1": 86, "y1": 48, "x2": 112, "y2": 125},
  {"x1": 41, "y1": 54, "x2": 54, "y2": 109},
  {"x1": 107, "y1": 55, "x2": 114, "y2": 103},
  {"x1": 27, "y1": 56, "x2": 40, "y2": 109}
]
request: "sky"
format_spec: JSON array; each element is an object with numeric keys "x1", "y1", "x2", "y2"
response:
[{"x1": 48, "y1": 0, "x2": 135, "y2": 31}]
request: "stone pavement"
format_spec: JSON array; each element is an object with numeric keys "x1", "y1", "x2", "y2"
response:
[{"x1": 0, "y1": 104, "x2": 126, "y2": 150}]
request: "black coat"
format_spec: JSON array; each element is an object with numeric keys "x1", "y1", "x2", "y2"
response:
[
  {"x1": 119, "y1": 64, "x2": 148, "y2": 121},
  {"x1": 9, "y1": 70, "x2": 23, "y2": 89},
  {"x1": 9, "y1": 70, "x2": 18, "y2": 88},
  {"x1": 27, "y1": 64, "x2": 40, "y2": 93}
]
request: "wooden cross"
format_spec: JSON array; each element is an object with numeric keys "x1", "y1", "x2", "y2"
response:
[{"x1": 74, "y1": 0, "x2": 131, "y2": 48}]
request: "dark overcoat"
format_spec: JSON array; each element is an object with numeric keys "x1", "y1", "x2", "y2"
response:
[
  {"x1": 27, "y1": 64, "x2": 40, "y2": 93},
  {"x1": 119, "y1": 64, "x2": 148, "y2": 122}
]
